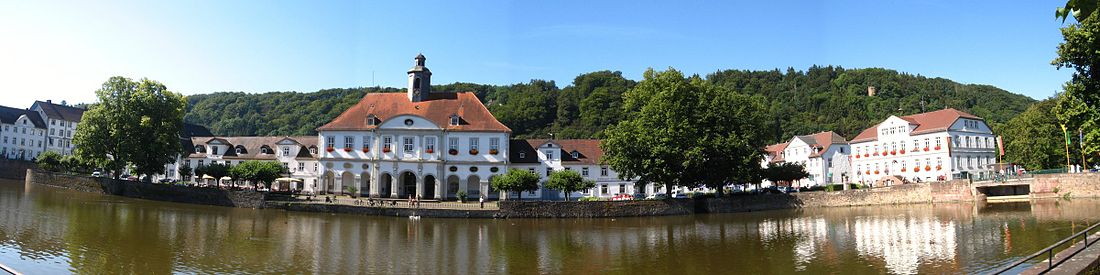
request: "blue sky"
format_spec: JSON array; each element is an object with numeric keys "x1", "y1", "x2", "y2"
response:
[{"x1": 0, "y1": 0, "x2": 1073, "y2": 107}]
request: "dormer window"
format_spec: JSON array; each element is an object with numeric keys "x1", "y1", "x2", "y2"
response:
[
  {"x1": 309, "y1": 146, "x2": 317, "y2": 154},
  {"x1": 260, "y1": 146, "x2": 272, "y2": 154},
  {"x1": 194, "y1": 145, "x2": 205, "y2": 153},
  {"x1": 450, "y1": 114, "x2": 460, "y2": 126},
  {"x1": 211, "y1": 146, "x2": 219, "y2": 155},
  {"x1": 366, "y1": 115, "x2": 378, "y2": 126},
  {"x1": 519, "y1": 152, "x2": 526, "y2": 159},
  {"x1": 570, "y1": 151, "x2": 579, "y2": 159},
  {"x1": 235, "y1": 146, "x2": 245, "y2": 155}
]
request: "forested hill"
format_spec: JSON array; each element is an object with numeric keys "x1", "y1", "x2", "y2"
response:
[{"x1": 183, "y1": 66, "x2": 1035, "y2": 142}]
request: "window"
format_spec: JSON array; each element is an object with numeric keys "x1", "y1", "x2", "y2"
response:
[
  {"x1": 49, "y1": 129, "x2": 54, "y2": 135},
  {"x1": 314, "y1": 163, "x2": 318, "y2": 173},
  {"x1": 198, "y1": 160, "x2": 204, "y2": 167},
  {"x1": 282, "y1": 162, "x2": 289, "y2": 170},
  {"x1": 449, "y1": 137, "x2": 459, "y2": 150},
  {"x1": 571, "y1": 151, "x2": 579, "y2": 158},
  {"x1": 528, "y1": 168, "x2": 535, "y2": 173},
  {"x1": 582, "y1": 167, "x2": 589, "y2": 176},
  {"x1": 403, "y1": 137, "x2": 414, "y2": 152},
  {"x1": 362, "y1": 136, "x2": 371, "y2": 150},
  {"x1": 601, "y1": 166, "x2": 609, "y2": 177},
  {"x1": 383, "y1": 136, "x2": 393, "y2": 151},
  {"x1": 565, "y1": 167, "x2": 571, "y2": 171},
  {"x1": 326, "y1": 136, "x2": 335, "y2": 148},
  {"x1": 282, "y1": 146, "x2": 290, "y2": 156},
  {"x1": 261, "y1": 146, "x2": 271, "y2": 154},
  {"x1": 546, "y1": 167, "x2": 552, "y2": 176},
  {"x1": 309, "y1": 147, "x2": 316, "y2": 154},
  {"x1": 298, "y1": 162, "x2": 304, "y2": 172},
  {"x1": 489, "y1": 138, "x2": 499, "y2": 151},
  {"x1": 366, "y1": 115, "x2": 377, "y2": 126},
  {"x1": 344, "y1": 136, "x2": 353, "y2": 149},
  {"x1": 469, "y1": 138, "x2": 479, "y2": 151},
  {"x1": 425, "y1": 137, "x2": 436, "y2": 152},
  {"x1": 935, "y1": 137, "x2": 941, "y2": 148},
  {"x1": 450, "y1": 115, "x2": 460, "y2": 126},
  {"x1": 519, "y1": 151, "x2": 526, "y2": 159},
  {"x1": 2, "y1": 137, "x2": 6, "y2": 144},
  {"x1": 601, "y1": 184, "x2": 608, "y2": 195},
  {"x1": 212, "y1": 146, "x2": 219, "y2": 155},
  {"x1": 545, "y1": 150, "x2": 555, "y2": 160}
]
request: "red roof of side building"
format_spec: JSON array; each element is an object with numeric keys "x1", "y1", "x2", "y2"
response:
[
  {"x1": 764, "y1": 142, "x2": 789, "y2": 163},
  {"x1": 510, "y1": 139, "x2": 604, "y2": 165},
  {"x1": 316, "y1": 92, "x2": 511, "y2": 132},
  {"x1": 807, "y1": 131, "x2": 848, "y2": 157},
  {"x1": 851, "y1": 108, "x2": 982, "y2": 143}
]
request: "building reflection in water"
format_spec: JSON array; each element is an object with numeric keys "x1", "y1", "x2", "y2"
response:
[{"x1": 853, "y1": 216, "x2": 958, "y2": 275}]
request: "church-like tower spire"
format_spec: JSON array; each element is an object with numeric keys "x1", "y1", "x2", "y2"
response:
[{"x1": 408, "y1": 53, "x2": 432, "y2": 102}]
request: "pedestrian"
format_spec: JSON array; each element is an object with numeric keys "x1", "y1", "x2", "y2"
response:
[
  {"x1": 479, "y1": 196, "x2": 485, "y2": 209},
  {"x1": 408, "y1": 194, "x2": 413, "y2": 207}
]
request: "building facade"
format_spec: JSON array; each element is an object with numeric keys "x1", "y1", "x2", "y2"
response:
[
  {"x1": 30, "y1": 100, "x2": 84, "y2": 156},
  {"x1": 315, "y1": 54, "x2": 512, "y2": 200},
  {"x1": 764, "y1": 131, "x2": 850, "y2": 187},
  {"x1": 850, "y1": 108, "x2": 999, "y2": 183},
  {"x1": 177, "y1": 136, "x2": 321, "y2": 188},
  {"x1": 510, "y1": 139, "x2": 641, "y2": 199},
  {"x1": 0, "y1": 106, "x2": 47, "y2": 161}
]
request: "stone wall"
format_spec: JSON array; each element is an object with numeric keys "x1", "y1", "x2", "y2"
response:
[
  {"x1": 1031, "y1": 173, "x2": 1100, "y2": 199},
  {"x1": 267, "y1": 202, "x2": 498, "y2": 218},
  {"x1": 26, "y1": 170, "x2": 266, "y2": 208},
  {"x1": 497, "y1": 200, "x2": 696, "y2": 218},
  {"x1": 0, "y1": 160, "x2": 36, "y2": 180}
]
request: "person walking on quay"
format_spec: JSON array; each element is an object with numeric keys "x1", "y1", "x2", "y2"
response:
[
  {"x1": 479, "y1": 196, "x2": 485, "y2": 209},
  {"x1": 408, "y1": 194, "x2": 413, "y2": 208}
]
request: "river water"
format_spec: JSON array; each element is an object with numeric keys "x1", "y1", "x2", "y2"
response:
[{"x1": 1, "y1": 179, "x2": 1097, "y2": 274}]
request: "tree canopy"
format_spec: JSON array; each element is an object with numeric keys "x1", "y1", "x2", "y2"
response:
[
  {"x1": 762, "y1": 162, "x2": 810, "y2": 186},
  {"x1": 544, "y1": 170, "x2": 596, "y2": 201},
  {"x1": 490, "y1": 169, "x2": 541, "y2": 200},
  {"x1": 1001, "y1": 97, "x2": 1069, "y2": 170},
  {"x1": 73, "y1": 77, "x2": 186, "y2": 180},
  {"x1": 228, "y1": 160, "x2": 286, "y2": 187}
]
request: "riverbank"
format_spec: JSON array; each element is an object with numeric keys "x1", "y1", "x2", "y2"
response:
[{"x1": 21, "y1": 169, "x2": 1100, "y2": 219}]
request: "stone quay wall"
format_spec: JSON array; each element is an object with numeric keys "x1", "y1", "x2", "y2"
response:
[
  {"x1": 0, "y1": 160, "x2": 36, "y2": 180},
  {"x1": 25, "y1": 169, "x2": 266, "y2": 208},
  {"x1": 1031, "y1": 173, "x2": 1100, "y2": 199},
  {"x1": 497, "y1": 199, "x2": 697, "y2": 218},
  {"x1": 266, "y1": 202, "x2": 498, "y2": 218}
]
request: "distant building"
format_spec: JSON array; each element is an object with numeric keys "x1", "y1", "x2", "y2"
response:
[
  {"x1": 510, "y1": 139, "x2": 640, "y2": 199},
  {"x1": 849, "y1": 108, "x2": 998, "y2": 183},
  {"x1": 763, "y1": 131, "x2": 850, "y2": 187},
  {"x1": 179, "y1": 136, "x2": 321, "y2": 188},
  {"x1": 0, "y1": 106, "x2": 47, "y2": 161},
  {"x1": 30, "y1": 100, "x2": 85, "y2": 156}
]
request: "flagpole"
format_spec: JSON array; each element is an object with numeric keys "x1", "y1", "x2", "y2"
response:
[
  {"x1": 1081, "y1": 128, "x2": 1088, "y2": 171},
  {"x1": 1062, "y1": 124, "x2": 1071, "y2": 172}
]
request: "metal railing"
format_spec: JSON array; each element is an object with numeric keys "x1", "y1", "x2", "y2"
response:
[{"x1": 994, "y1": 221, "x2": 1100, "y2": 274}]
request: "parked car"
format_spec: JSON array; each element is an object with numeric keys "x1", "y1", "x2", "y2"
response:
[
  {"x1": 671, "y1": 193, "x2": 688, "y2": 199},
  {"x1": 646, "y1": 193, "x2": 669, "y2": 200},
  {"x1": 91, "y1": 171, "x2": 102, "y2": 177},
  {"x1": 611, "y1": 193, "x2": 634, "y2": 201},
  {"x1": 158, "y1": 179, "x2": 173, "y2": 183}
]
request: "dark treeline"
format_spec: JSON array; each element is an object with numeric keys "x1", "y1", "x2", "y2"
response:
[{"x1": 183, "y1": 66, "x2": 1035, "y2": 141}]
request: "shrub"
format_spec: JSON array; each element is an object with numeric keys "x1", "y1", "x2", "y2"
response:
[
  {"x1": 579, "y1": 196, "x2": 599, "y2": 201},
  {"x1": 457, "y1": 190, "x2": 468, "y2": 202}
]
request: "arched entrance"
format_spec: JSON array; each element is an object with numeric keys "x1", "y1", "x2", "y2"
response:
[
  {"x1": 341, "y1": 172, "x2": 354, "y2": 195},
  {"x1": 400, "y1": 171, "x2": 417, "y2": 198},
  {"x1": 466, "y1": 175, "x2": 481, "y2": 198},
  {"x1": 379, "y1": 173, "x2": 393, "y2": 198},
  {"x1": 446, "y1": 175, "x2": 460, "y2": 200},
  {"x1": 360, "y1": 172, "x2": 371, "y2": 196},
  {"x1": 322, "y1": 171, "x2": 335, "y2": 195},
  {"x1": 423, "y1": 175, "x2": 437, "y2": 199}
]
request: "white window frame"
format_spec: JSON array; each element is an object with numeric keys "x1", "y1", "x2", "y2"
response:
[
  {"x1": 344, "y1": 136, "x2": 353, "y2": 149},
  {"x1": 449, "y1": 137, "x2": 459, "y2": 150},
  {"x1": 403, "y1": 137, "x2": 414, "y2": 153},
  {"x1": 425, "y1": 137, "x2": 436, "y2": 152},
  {"x1": 469, "y1": 138, "x2": 479, "y2": 151}
]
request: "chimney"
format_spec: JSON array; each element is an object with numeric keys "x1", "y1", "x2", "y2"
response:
[
  {"x1": 867, "y1": 86, "x2": 877, "y2": 97},
  {"x1": 46, "y1": 100, "x2": 52, "y2": 104}
]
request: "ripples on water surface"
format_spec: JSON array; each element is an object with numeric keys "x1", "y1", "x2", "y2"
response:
[{"x1": 0, "y1": 179, "x2": 1096, "y2": 274}]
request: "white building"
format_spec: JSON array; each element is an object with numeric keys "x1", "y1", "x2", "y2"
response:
[
  {"x1": 180, "y1": 136, "x2": 321, "y2": 189},
  {"x1": 763, "y1": 131, "x2": 850, "y2": 187},
  {"x1": 509, "y1": 139, "x2": 642, "y2": 199},
  {"x1": 850, "y1": 108, "x2": 999, "y2": 183},
  {"x1": 0, "y1": 106, "x2": 47, "y2": 161},
  {"x1": 30, "y1": 100, "x2": 84, "y2": 156},
  {"x1": 315, "y1": 54, "x2": 511, "y2": 200}
]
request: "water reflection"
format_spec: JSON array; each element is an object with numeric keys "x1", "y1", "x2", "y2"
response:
[{"x1": 1, "y1": 180, "x2": 1099, "y2": 274}]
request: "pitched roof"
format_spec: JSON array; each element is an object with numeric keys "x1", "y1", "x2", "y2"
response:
[
  {"x1": 317, "y1": 92, "x2": 510, "y2": 132},
  {"x1": 764, "y1": 142, "x2": 789, "y2": 163},
  {"x1": 510, "y1": 139, "x2": 604, "y2": 164},
  {"x1": 806, "y1": 131, "x2": 847, "y2": 157},
  {"x1": 33, "y1": 101, "x2": 85, "y2": 121},
  {"x1": 851, "y1": 108, "x2": 982, "y2": 143},
  {"x1": 187, "y1": 136, "x2": 318, "y2": 160},
  {"x1": 181, "y1": 123, "x2": 214, "y2": 138},
  {"x1": 0, "y1": 106, "x2": 46, "y2": 128}
]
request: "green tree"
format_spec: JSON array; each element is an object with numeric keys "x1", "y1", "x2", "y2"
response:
[
  {"x1": 36, "y1": 151, "x2": 63, "y2": 172},
  {"x1": 1053, "y1": 10, "x2": 1100, "y2": 167},
  {"x1": 544, "y1": 170, "x2": 596, "y2": 201},
  {"x1": 1003, "y1": 97, "x2": 1071, "y2": 170},
  {"x1": 487, "y1": 80, "x2": 559, "y2": 137},
  {"x1": 1057, "y1": 0, "x2": 1098, "y2": 23},
  {"x1": 763, "y1": 162, "x2": 810, "y2": 187},
  {"x1": 490, "y1": 169, "x2": 541, "y2": 200},
  {"x1": 204, "y1": 163, "x2": 231, "y2": 181},
  {"x1": 229, "y1": 160, "x2": 286, "y2": 188},
  {"x1": 193, "y1": 165, "x2": 208, "y2": 180},
  {"x1": 73, "y1": 77, "x2": 187, "y2": 180},
  {"x1": 688, "y1": 79, "x2": 770, "y2": 197},
  {"x1": 177, "y1": 162, "x2": 193, "y2": 181}
]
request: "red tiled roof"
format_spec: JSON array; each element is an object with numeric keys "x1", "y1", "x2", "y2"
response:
[
  {"x1": 187, "y1": 136, "x2": 318, "y2": 159},
  {"x1": 851, "y1": 108, "x2": 982, "y2": 143},
  {"x1": 764, "y1": 142, "x2": 789, "y2": 163},
  {"x1": 511, "y1": 139, "x2": 604, "y2": 164},
  {"x1": 808, "y1": 131, "x2": 847, "y2": 157},
  {"x1": 316, "y1": 92, "x2": 511, "y2": 132}
]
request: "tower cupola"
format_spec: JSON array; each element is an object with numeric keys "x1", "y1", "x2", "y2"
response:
[{"x1": 408, "y1": 53, "x2": 432, "y2": 102}]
